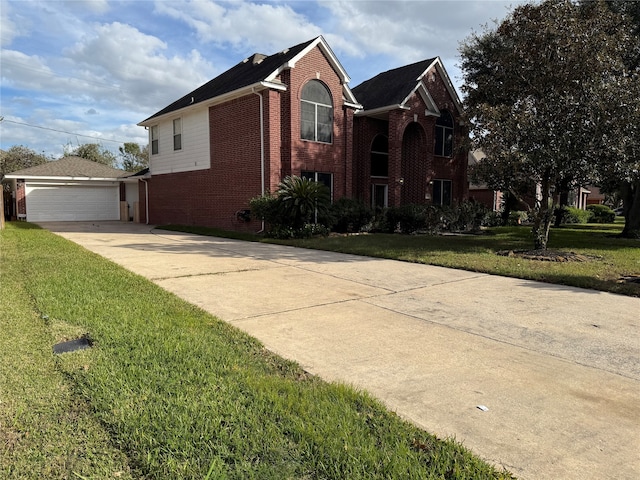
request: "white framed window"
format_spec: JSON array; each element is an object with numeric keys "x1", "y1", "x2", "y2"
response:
[
  {"x1": 371, "y1": 184, "x2": 388, "y2": 209},
  {"x1": 435, "y1": 110, "x2": 454, "y2": 157},
  {"x1": 151, "y1": 125, "x2": 159, "y2": 155},
  {"x1": 173, "y1": 118, "x2": 182, "y2": 151},
  {"x1": 433, "y1": 179, "x2": 452, "y2": 206},
  {"x1": 301, "y1": 80, "x2": 333, "y2": 143}
]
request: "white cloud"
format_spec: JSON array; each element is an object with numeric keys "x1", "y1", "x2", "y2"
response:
[
  {"x1": 154, "y1": 0, "x2": 324, "y2": 54},
  {"x1": 66, "y1": 21, "x2": 216, "y2": 113}
]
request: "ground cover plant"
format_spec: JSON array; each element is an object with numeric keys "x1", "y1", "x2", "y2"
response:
[
  {"x1": 163, "y1": 221, "x2": 640, "y2": 297},
  {"x1": 1, "y1": 222, "x2": 513, "y2": 479}
]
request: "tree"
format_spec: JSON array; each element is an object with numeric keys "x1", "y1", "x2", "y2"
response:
[
  {"x1": 460, "y1": 0, "x2": 638, "y2": 248},
  {"x1": 64, "y1": 143, "x2": 117, "y2": 168},
  {"x1": 587, "y1": 0, "x2": 640, "y2": 237},
  {"x1": 1, "y1": 145, "x2": 49, "y2": 182},
  {"x1": 119, "y1": 142, "x2": 149, "y2": 172}
]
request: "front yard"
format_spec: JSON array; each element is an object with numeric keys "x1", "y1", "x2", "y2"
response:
[{"x1": 0, "y1": 222, "x2": 512, "y2": 479}]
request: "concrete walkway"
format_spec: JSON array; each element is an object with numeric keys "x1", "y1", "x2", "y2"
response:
[{"x1": 40, "y1": 221, "x2": 639, "y2": 480}]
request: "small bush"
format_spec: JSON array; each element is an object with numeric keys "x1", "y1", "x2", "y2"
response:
[
  {"x1": 328, "y1": 198, "x2": 374, "y2": 233},
  {"x1": 508, "y1": 210, "x2": 530, "y2": 225},
  {"x1": 560, "y1": 207, "x2": 592, "y2": 224},
  {"x1": 587, "y1": 204, "x2": 616, "y2": 223}
]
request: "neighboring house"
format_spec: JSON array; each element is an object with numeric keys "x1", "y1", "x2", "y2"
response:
[
  {"x1": 467, "y1": 150, "x2": 502, "y2": 211},
  {"x1": 3, "y1": 156, "x2": 138, "y2": 222},
  {"x1": 137, "y1": 35, "x2": 469, "y2": 230}
]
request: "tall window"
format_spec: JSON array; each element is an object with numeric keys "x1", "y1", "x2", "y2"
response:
[
  {"x1": 173, "y1": 118, "x2": 182, "y2": 151},
  {"x1": 301, "y1": 171, "x2": 333, "y2": 201},
  {"x1": 434, "y1": 110, "x2": 453, "y2": 157},
  {"x1": 433, "y1": 179, "x2": 452, "y2": 206},
  {"x1": 301, "y1": 80, "x2": 333, "y2": 143},
  {"x1": 151, "y1": 125, "x2": 159, "y2": 155},
  {"x1": 370, "y1": 135, "x2": 389, "y2": 177}
]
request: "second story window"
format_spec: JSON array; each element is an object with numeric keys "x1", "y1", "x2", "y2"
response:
[
  {"x1": 173, "y1": 118, "x2": 182, "y2": 151},
  {"x1": 151, "y1": 125, "x2": 159, "y2": 155},
  {"x1": 435, "y1": 110, "x2": 454, "y2": 157},
  {"x1": 301, "y1": 80, "x2": 333, "y2": 143},
  {"x1": 370, "y1": 135, "x2": 389, "y2": 177}
]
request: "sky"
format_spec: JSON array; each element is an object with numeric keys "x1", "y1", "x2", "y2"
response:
[{"x1": 0, "y1": 0, "x2": 523, "y2": 161}]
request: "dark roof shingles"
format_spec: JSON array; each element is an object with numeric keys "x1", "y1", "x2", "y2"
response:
[
  {"x1": 142, "y1": 38, "x2": 317, "y2": 123},
  {"x1": 352, "y1": 58, "x2": 436, "y2": 111}
]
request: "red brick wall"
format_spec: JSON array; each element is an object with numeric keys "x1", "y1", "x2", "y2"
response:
[
  {"x1": 285, "y1": 47, "x2": 351, "y2": 200},
  {"x1": 146, "y1": 94, "x2": 265, "y2": 231},
  {"x1": 353, "y1": 65, "x2": 469, "y2": 208},
  {"x1": 16, "y1": 181, "x2": 26, "y2": 216}
]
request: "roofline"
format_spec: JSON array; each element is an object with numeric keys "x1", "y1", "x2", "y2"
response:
[
  {"x1": 402, "y1": 83, "x2": 441, "y2": 116},
  {"x1": 266, "y1": 36, "x2": 351, "y2": 85},
  {"x1": 138, "y1": 80, "x2": 287, "y2": 126},
  {"x1": 354, "y1": 104, "x2": 411, "y2": 117},
  {"x1": 425, "y1": 57, "x2": 464, "y2": 115},
  {"x1": 343, "y1": 100, "x2": 363, "y2": 110},
  {"x1": 4, "y1": 175, "x2": 123, "y2": 181}
]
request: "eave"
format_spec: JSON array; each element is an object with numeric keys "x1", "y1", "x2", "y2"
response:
[{"x1": 138, "y1": 80, "x2": 287, "y2": 127}]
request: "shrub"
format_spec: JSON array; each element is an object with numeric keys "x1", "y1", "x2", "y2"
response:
[
  {"x1": 508, "y1": 210, "x2": 530, "y2": 225},
  {"x1": 277, "y1": 176, "x2": 330, "y2": 229},
  {"x1": 560, "y1": 207, "x2": 592, "y2": 224},
  {"x1": 328, "y1": 198, "x2": 374, "y2": 233},
  {"x1": 249, "y1": 193, "x2": 281, "y2": 226},
  {"x1": 587, "y1": 204, "x2": 616, "y2": 223},
  {"x1": 445, "y1": 200, "x2": 490, "y2": 232}
]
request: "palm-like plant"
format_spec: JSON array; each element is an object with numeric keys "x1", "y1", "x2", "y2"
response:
[{"x1": 276, "y1": 176, "x2": 330, "y2": 229}]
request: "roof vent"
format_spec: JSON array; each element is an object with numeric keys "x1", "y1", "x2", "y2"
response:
[
  {"x1": 252, "y1": 53, "x2": 267, "y2": 65},
  {"x1": 281, "y1": 48, "x2": 289, "y2": 55}
]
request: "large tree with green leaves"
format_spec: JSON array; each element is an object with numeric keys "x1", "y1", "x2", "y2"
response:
[
  {"x1": 119, "y1": 142, "x2": 148, "y2": 172},
  {"x1": 590, "y1": 0, "x2": 640, "y2": 237},
  {"x1": 1, "y1": 145, "x2": 50, "y2": 181},
  {"x1": 64, "y1": 143, "x2": 117, "y2": 168},
  {"x1": 460, "y1": 0, "x2": 639, "y2": 248}
]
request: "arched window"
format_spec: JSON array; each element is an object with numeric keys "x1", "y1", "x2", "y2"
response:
[
  {"x1": 301, "y1": 80, "x2": 333, "y2": 143},
  {"x1": 370, "y1": 135, "x2": 388, "y2": 177},
  {"x1": 435, "y1": 110, "x2": 454, "y2": 157}
]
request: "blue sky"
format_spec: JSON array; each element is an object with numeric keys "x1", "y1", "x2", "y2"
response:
[{"x1": 0, "y1": 0, "x2": 521, "y2": 160}]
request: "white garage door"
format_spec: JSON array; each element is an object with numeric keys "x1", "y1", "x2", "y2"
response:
[{"x1": 25, "y1": 184, "x2": 120, "y2": 222}]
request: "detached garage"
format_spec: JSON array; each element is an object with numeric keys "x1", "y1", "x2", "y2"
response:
[{"x1": 4, "y1": 156, "x2": 128, "y2": 222}]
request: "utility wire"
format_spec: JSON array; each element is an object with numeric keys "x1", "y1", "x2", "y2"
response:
[{"x1": 0, "y1": 118, "x2": 141, "y2": 144}]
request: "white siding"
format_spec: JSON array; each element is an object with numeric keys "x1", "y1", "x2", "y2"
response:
[{"x1": 149, "y1": 107, "x2": 210, "y2": 175}]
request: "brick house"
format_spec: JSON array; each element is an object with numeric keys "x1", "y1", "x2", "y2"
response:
[{"x1": 137, "y1": 36, "x2": 468, "y2": 230}]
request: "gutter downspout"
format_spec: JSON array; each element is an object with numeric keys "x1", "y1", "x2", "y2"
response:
[
  {"x1": 253, "y1": 89, "x2": 265, "y2": 233},
  {"x1": 141, "y1": 178, "x2": 149, "y2": 225}
]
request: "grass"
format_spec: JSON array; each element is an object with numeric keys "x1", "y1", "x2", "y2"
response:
[
  {"x1": 163, "y1": 220, "x2": 640, "y2": 297},
  {"x1": 1, "y1": 222, "x2": 513, "y2": 479}
]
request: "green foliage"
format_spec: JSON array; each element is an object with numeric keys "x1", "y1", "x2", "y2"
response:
[
  {"x1": 277, "y1": 175, "x2": 330, "y2": 229},
  {"x1": 0, "y1": 145, "x2": 50, "y2": 181},
  {"x1": 558, "y1": 207, "x2": 592, "y2": 224},
  {"x1": 327, "y1": 197, "x2": 374, "y2": 233},
  {"x1": 250, "y1": 176, "x2": 330, "y2": 238},
  {"x1": 64, "y1": 143, "x2": 117, "y2": 168},
  {"x1": 587, "y1": 204, "x2": 616, "y2": 224},
  {"x1": 460, "y1": 0, "x2": 640, "y2": 248},
  {"x1": 119, "y1": 142, "x2": 148, "y2": 172},
  {"x1": 381, "y1": 201, "x2": 490, "y2": 234}
]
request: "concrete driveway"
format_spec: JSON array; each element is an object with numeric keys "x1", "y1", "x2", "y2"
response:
[{"x1": 40, "y1": 221, "x2": 639, "y2": 480}]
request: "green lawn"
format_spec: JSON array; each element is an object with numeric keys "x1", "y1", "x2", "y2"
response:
[
  {"x1": 1, "y1": 222, "x2": 512, "y2": 479},
  {"x1": 163, "y1": 221, "x2": 640, "y2": 298}
]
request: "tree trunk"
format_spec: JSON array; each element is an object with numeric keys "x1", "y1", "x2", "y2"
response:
[
  {"x1": 532, "y1": 177, "x2": 554, "y2": 250},
  {"x1": 553, "y1": 189, "x2": 569, "y2": 228},
  {"x1": 621, "y1": 180, "x2": 640, "y2": 238}
]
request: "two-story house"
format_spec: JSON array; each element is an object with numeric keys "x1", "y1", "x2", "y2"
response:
[{"x1": 137, "y1": 36, "x2": 467, "y2": 231}]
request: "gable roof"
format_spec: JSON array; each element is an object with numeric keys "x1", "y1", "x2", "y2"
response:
[
  {"x1": 4, "y1": 156, "x2": 126, "y2": 179},
  {"x1": 352, "y1": 57, "x2": 462, "y2": 117},
  {"x1": 139, "y1": 36, "x2": 359, "y2": 125}
]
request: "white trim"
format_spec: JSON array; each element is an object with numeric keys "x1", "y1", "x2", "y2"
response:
[
  {"x1": 4, "y1": 174, "x2": 122, "y2": 181},
  {"x1": 138, "y1": 81, "x2": 287, "y2": 127}
]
